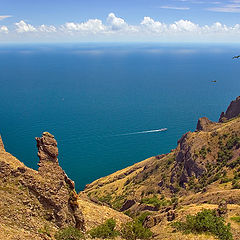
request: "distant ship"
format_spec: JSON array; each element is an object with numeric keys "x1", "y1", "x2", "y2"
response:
[
  {"x1": 116, "y1": 128, "x2": 168, "y2": 136},
  {"x1": 152, "y1": 128, "x2": 167, "y2": 132}
]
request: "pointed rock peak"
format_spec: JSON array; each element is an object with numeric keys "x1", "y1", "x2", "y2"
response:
[
  {"x1": 36, "y1": 132, "x2": 58, "y2": 163},
  {"x1": 219, "y1": 96, "x2": 240, "y2": 122},
  {"x1": 0, "y1": 135, "x2": 5, "y2": 152},
  {"x1": 196, "y1": 117, "x2": 214, "y2": 132}
]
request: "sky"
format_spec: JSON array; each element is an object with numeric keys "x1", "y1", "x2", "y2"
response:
[{"x1": 1, "y1": 0, "x2": 240, "y2": 42}]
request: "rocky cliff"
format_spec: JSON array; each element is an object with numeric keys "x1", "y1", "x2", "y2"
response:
[
  {"x1": 83, "y1": 96, "x2": 240, "y2": 239},
  {"x1": 35, "y1": 132, "x2": 84, "y2": 229},
  {"x1": 1, "y1": 97, "x2": 240, "y2": 240},
  {"x1": 0, "y1": 132, "x2": 84, "y2": 239},
  {"x1": 0, "y1": 132, "x2": 129, "y2": 240},
  {"x1": 219, "y1": 96, "x2": 240, "y2": 122}
]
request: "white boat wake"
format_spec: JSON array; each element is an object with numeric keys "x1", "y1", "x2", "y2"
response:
[{"x1": 114, "y1": 128, "x2": 167, "y2": 136}]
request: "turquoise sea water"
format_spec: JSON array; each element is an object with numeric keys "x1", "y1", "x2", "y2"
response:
[{"x1": 0, "y1": 43, "x2": 240, "y2": 191}]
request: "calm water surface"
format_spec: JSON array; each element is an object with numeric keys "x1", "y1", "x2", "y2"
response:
[{"x1": 0, "y1": 43, "x2": 239, "y2": 191}]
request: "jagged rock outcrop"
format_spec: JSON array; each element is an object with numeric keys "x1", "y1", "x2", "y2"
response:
[
  {"x1": 171, "y1": 132, "x2": 205, "y2": 187},
  {"x1": 120, "y1": 199, "x2": 136, "y2": 212},
  {"x1": 0, "y1": 133, "x2": 134, "y2": 239},
  {"x1": 196, "y1": 117, "x2": 215, "y2": 132},
  {"x1": 143, "y1": 214, "x2": 163, "y2": 228},
  {"x1": 34, "y1": 132, "x2": 84, "y2": 229},
  {"x1": 0, "y1": 132, "x2": 85, "y2": 237},
  {"x1": 219, "y1": 96, "x2": 240, "y2": 122},
  {"x1": 217, "y1": 200, "x2": 228, "y2": 216}
]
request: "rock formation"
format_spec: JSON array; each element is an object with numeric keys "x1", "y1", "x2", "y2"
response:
[
  {"x1": 2, "y1": 96, "x2": 240, "y2": 239},
  {"x1": 219, "y1": 96, "x2": 240, "y2": 122},
  {"x1": 196, "y1": 117, "x2": 215, "y2": 132},
  {"x1": 0, "y1": 132, "x2": 85, "y2": 237},
  {"x1": 170, "y1": 132, "x2": 205, "y2": 188},
  {"x1": 33, "y1": 132, "x2": 85, "y2": 229},
  {"x1": 0, "y1": 132, "x2": 132, "y2": 239}
]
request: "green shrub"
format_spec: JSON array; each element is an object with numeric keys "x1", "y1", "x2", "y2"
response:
[
  {"x1": 217, "y1": 149, "x2": 233, "y2": 164},
  {"x1": 38, "y1": 224, "x2": 51, "y2": 237},
  {"x1": 124, "y1": 210, "x2": 133, "y2": 217},
  {"x1": 208, "y1": 173, "x2": 222, "y2": 184},
  {"x1": 226, "y1": 136, "x2": 240, "y2": 150},
  {"x1": 232, "y1": 182, "x2": 240, "y2": 189},
  {"x1": 98, "y1": 194, "x2": 112, "y2": 205},
  {"x1": 112, "y1": 195, "x2": 125, "y2": 210},
  {"x1": 199, "y1": 146, "x2": 207, "y2": 159},
  {"x1": 121, "y1": 220, "x2": 153, "y2": 240},
  {"x1": 220, "y1": 178, "x2": 232, "y2": 184},
  {"x1": 89, "y1": 218, "x2": 119, "y2": 239},
  {"x1": 136, "y1": 212, "x2": 152, "y2": 225},
  {"x1": 172, "y1": 209, "x2": 232, "y2": 240},
  {"x1": 234, "y1": 171, "x2": 240, "y2": 180},
  {"x1": 230, "y1": 216, "x2": 240, "y2": 223},
  {"x1": 171, "y1": 196, "x2": 179, "y2": 206},
  {"x1": 140, "y1": 195, "x2": 170, "y2": 209},
  {"x1": 55, "y1": 226, "x2": 84, "y2": 240},
  {"x1": 166, "y1": 157, "x2": 175, "y2": 166}
]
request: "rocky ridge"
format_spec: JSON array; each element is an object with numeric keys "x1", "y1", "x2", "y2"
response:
[
  {"x1": 1, "y1": 96, "x2": 240, "y2": 239},
  {"x1": 83, "y1": 96, "x2": 240, "y2": 239}
]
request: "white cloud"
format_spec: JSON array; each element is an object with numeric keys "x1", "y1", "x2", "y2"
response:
[
  {"x1": 207, "y1": 2, "x2": 240, "y2": 12},
  {"x1": 0, "y1": 15, "x2": 11, "y2": 21},
  {"x1": 202, "y1": 22, "x2": 230, "y2": 33},
  {"x1": 61, "y1": 19, "x2": 106, "y2": 34},
  {"x1": 6, "y1": 13, "x2": 240, "y2": 42},
  {"x1": 15, "y1": 20, "x2": 37, "y2": 33},
  {"x1": 140, "y1": 17, "x2": 167, "y2": 33},
  {"x1": 107, "y1": 13, "x2": 128, "y2": 30},
  {"x1": 0, "y1": 26, "x2": 8, "y2": 33},
  {"x1": 170, "y1": 20, "x2": 199, "y2": 32},
  {"x1": 39, "y1": 24, "x2": 56, "y2": 32},
  {"x1": 160, "y1": 6, "x2": 190, "y2": 10}
]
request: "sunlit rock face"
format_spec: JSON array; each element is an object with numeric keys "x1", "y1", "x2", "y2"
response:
[{"x1": 219, "y1": 96, "x2": 240, "y2": 122}]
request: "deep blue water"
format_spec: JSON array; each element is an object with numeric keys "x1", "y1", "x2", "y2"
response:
[{"x1": 0, "y1": 43, "x2": 240, "y2": 191}]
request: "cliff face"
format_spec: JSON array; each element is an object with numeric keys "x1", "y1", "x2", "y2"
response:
[
  {"x1": 83, "y1": 97, "x2": 240, "y2": 240},
  {"x1": 0, "y1": 132, "x2": 84, "y2": 239},
  {"x1": 1, "y1": 97, "x2": 240, "y2": 240},
  {"x1": 84, "y1": 92, "x2": 240, "y2": 238},
  {"x1": 34, "y1": 132, "x2": 85, "y2": 229},
  {"x1": 219, "y1": 96, "x2": 240, "y2": 122},
  {"x1": 0, "y1": 132, "x2": 130, "y2": 240}
]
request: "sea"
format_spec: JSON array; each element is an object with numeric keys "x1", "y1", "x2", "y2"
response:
[{"x1": 0, "y1": 43, "x2": 240, "y2": 191}]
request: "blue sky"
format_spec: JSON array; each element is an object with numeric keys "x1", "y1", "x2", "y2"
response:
[{"x1": 1, "y1": 0, "x2": 240, "y2": 42}]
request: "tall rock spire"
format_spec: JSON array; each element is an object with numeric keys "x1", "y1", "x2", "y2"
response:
[
  {"x1": 35, "y1": 132, "x2": 85, "y2": 230},
  {"x1": 36, "y1": 132, "x2": 58, "y2": 163}
]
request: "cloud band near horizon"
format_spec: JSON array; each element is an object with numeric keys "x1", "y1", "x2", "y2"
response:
[{"x1": 1, "y1": 13, "x2": 240, "y2": 42}]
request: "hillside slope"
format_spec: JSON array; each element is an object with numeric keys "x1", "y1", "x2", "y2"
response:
[
  {"x1": 0, "y1": 133, "x2": 129, "y2": 240},
  {"x1": 83, "y1": 96, "x2": 240, "y2": 240}
]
